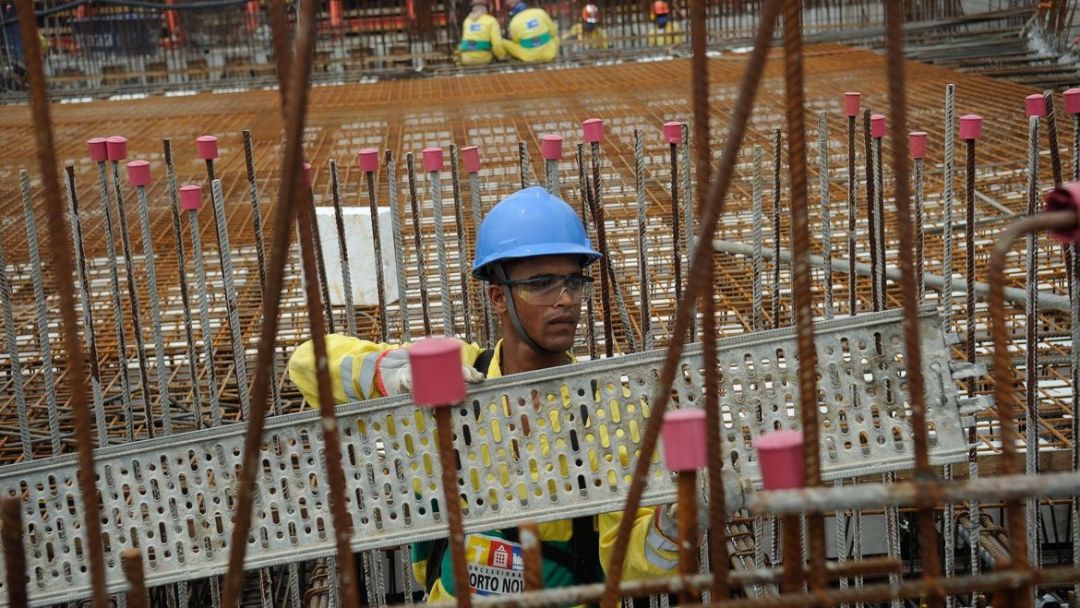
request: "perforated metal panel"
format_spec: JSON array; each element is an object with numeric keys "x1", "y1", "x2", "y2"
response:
[{"x1": 0, "y1": 308, "x2": 971, "y2": 606}]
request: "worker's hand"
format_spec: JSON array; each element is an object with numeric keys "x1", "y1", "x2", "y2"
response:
[
  {"x1": 376, "y1": 348, "x2": 485, "y2": 397},
  {"x1": 656, "y1": 468, "x2": 749, "y2": 540},
  {"x1": 386, "y1": 365, "x2": 485, "y2": 396}
]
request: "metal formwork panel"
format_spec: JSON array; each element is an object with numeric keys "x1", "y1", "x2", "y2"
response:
[{"x1": 0, "y1": 307, "x2": 970, "y2": 606}]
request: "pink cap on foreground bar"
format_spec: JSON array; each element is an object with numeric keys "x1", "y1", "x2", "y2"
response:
[
  {"x1": 197, "y1": 135, "x2": 219, "y2": 161},
  {"x1": 582, "y1": 118, "x2": 604, "y2": 143},
  {"x1": 179, "y1": 185, "x2": 203, "y2": 211},
  {"x1": 127, "y1": 160, "x2": 151, "y2": 186},
  {"x1": 1026, "y1": 94, "x2": 1047, "y2": 118},
  {"x1": 1065, "y1": 88, "x2": 1080, "y2": 115},
  {"x1": 843, "y1": 92, "x2": 861, "y2": 117},
  {"x1": 422, "y1": 147, "x2": 444, "y2": 173},
  {"x1": 909, "y1": 132, "x2": 928, "y2": 160},
  {"x1": 87, "y1": 138, "x2": 108, "y2": 162},
  {"x1": 1044, "y1": 182, "x2": 1080, "y2": 243},
  {"x1": 541, "y1": 135, "x2": 563, "y2": 161},
  {"x1": 959, "y1": 114, "x2": 983, "y2": 140},
  {"x1": 460, "y1": 146, "x2": 481, "y2": 173},
  {"x1": 755, "y1": 430, "x2": 806, "y2": 491},
  {"x1": 106, "y1": 136, "x2": 128, "y2": 161},
  {"x1": 870, "y1": 114, "x2": 886, "y2": 138},
  {"x1": 358, "y1": 148, "x2": 379, "y2": 173},
  {"x1": 408, "y1": 337, "x2": 466, "y2": 407},
  {"x1": 661, "y1": 409, "x2": 706, "y2": 472},
  {"x1": 663, "y1": 121, "x2": 682, "y2": 144}
]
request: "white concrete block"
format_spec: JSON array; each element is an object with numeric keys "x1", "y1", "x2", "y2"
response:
[{"x1": 314, "y1": 206, "x2": 399, "y2": 307}]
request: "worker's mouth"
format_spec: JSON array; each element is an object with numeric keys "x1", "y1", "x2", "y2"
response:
[{"x1": 548, "y1": 314, "x2": 578, "y2": 328}]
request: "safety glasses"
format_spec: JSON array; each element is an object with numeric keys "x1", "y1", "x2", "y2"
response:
[{"x1": 500, "y1": 272, "x2": 594, "y2": 306}]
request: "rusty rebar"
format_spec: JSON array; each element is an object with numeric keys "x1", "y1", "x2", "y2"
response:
[
  {"x1": 365, "y1": 162, "x2": 390, "y2": 342},
  {"x1": 122, "y1": 549, "x2": 150, "y2": 608},
  {"x1": 589, "y1": 140, "x2": 616, "y2": 357},
  {"x1": 329, "y1": 159, "x2": 358, "y2": 338},
  {"x1": 690, "y1": 0, "x2": 708, "y2": 209},
  {"x1": 676, "y1": 472, "x2": 700, "y2": 604},
  {"x1": 435, "y1": 406, "x2": 472, "y2": 607},
  {"x1": 847, "y1": 112, "x2": 858, "y2": 316},
  {"x1": 670, "y1": 139, "x2": 682, "y2": 307},
  {"x1": 1, "y1": 496, "x2": 27, "y2": 608},
  {"x1": 407, "y1": 153, "x2": 434, "y2": 336},
  {"x1": 451, "y1": 145, "x2": 473, "y2": 344},
  {"x1": 577, "y1": 144, "x2": 598, "y2": 360},
  {"x1": 864, "y1": 108, "x2": 879, "y2": 312}
]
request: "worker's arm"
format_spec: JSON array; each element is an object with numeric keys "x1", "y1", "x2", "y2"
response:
[{"x1": 598, "y1": 508, "x2": 681, "y2": 580}]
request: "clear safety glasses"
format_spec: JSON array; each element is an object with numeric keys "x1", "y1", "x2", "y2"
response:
[{"x1": 500, "y1": 272, "x2": 594, "y2": 306}]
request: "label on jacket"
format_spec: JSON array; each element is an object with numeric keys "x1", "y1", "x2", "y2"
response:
[{"x1": 465, "y1": 533, "x2": 525, "y2": 596}]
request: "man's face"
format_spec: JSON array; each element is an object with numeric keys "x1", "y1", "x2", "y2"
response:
[{"x1": 491, "y1": 254, "x2": 584, "y2": 353}]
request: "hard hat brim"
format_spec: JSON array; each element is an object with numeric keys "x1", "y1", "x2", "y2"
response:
[{"x1": 473, "y1": 244, "x2": 602, "y2": 281}]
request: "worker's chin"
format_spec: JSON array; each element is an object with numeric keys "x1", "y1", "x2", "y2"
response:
[{"x1": 539, "y1": 326, "x2": 577, "y2": 353}]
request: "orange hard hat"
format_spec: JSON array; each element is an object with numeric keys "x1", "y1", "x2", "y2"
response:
[
  {"x1": 652, "y1": 0, "x2": 670, "y2": 15},
  {"x1": 582, "y1": 3, "x2": 600, "y2": 23}
]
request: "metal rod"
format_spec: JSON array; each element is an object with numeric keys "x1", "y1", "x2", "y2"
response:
[
  {"x1": 122, "y1": 549, "x2": 150, "y2": 608},
  {"x1": 330, "y1": 159, "x2": 358, "y2": 338},
  {"x1": 435, "y1": 406, "x2": 472, "y2": 607},
  {"x1": 676, "y1": 472, "x2": 700, "y2": 604},
  {"x1": 210, "y1": 179, "x2": 252, "y2": 418},
  {"x1": 186, "y1": 199, "x2": 223, "y2": 427},
  {"x1": 863, "y1": 109, "x2": 879, "y2": 313},
  {"x1": 670, "y1": 139, "x2": 682, "y2": 308},
  {"x1": 407, "y1": 153, "x2": 433, "y2": 336},
  {"x1": 635, "y1": 130, "x2": 652, "y2": 351},
  {"x1": 943, "y1": 84, "x2": 957, "y2": 330},
  {"x1": 752, "y1": 146, "x2": 764, "y2": 332},
  {"x1": 1025, "y1": 114, "x2": 1043, "y2": 579},
  {"x1": 466, "y1": 162, "x2": 492, "y2": 347},
  {"x1": 451, "y1": 145, "x2": 473, "y2": 345},
  {"x1": 134, "y1": 175, "x2": 173, "y2": 435},
  {"x1": 0, "y1": 220, "x2": 30, "y2": 458},
  {"x1": 2, "y1": 496, "x2": 28, "y2": 608},
  {"x1": 387, "y1": 150, "x2": 411, "y2": 342},
  {"x1": 364, "y1": 156, "x2": 389, "y2": 343},
  {"x1": 847, "y1": 111, "x2": 858, "y2": 316},
  {"x1": 577, "y1": 144, "x2": 598, "y2": 361},
  {"x1": 589, "y1": 139, "x2": 616, "y2": 357},
  {"x1": 519, "y1": 140, "x2": 532, "y2": 189},
  {"x1": 772, "y1": 128, "x2": 783, "y2": 329},
  {"x1": 818, "y1": 111, "x2": 833, "y2": 320},
  {"x1": 306, "y1": 177, "x2": 337, "y2": 336},
  {"x1": 429, "y1": 161, "x2": 454, "y2": 336}
]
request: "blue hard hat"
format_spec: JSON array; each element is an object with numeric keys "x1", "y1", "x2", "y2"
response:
[{"x1": 472, "y1": 186, "x2": 601, "y2": 281}]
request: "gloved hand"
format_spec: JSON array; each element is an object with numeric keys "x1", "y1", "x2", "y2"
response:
[
  {"x1": 657, "y1": 468, "x2": 750, "y2": 540},
  {"x1": 376, "y1": 347, "x2": 486, "y2": 398}
]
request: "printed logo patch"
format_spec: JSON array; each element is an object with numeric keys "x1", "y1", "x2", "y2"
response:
[
  {"x1": 470, "y1": 23, "x2": 481, "y2": 32},
  {"x1": 527, "y1": 18, "x2": 539, "y2": 29},
  {"x1": 465, "y1": 534, "x2": 525, "y2": 597}
]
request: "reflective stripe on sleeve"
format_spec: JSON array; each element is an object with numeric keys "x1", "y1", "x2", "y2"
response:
[{"x1": 340, "y1": 355, "x2": 361, "y2": 401}]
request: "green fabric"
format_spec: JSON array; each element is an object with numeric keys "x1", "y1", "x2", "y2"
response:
[
  {"x1": 518, "y1": 31, "x2": 552, "y2": 49},
  {"x1": 460, "y1": 39, "x2": 493, "y2": 51}
]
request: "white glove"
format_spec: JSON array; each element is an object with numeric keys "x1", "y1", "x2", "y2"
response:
[
  {"x1": 657, "y1": 468, "x2": 750, "y2": 539},
  {"x1": 376, "y1": 348, "x2": 485, "y2": 397}
]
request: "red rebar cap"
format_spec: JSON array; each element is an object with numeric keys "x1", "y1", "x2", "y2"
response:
[
  {"x1": 1065, "y1": 88, "x2": 1080, "y2": 115},
  {"x1": 843, "y1": 92, "x2": 861, "y2": 117},
  {"x1": 870, "y1": 114, "x2": 886, "y2": 138},
  {"x1": 407, "y1": 336, "x2": 466, "y2": 407},
  {"x1": 105, "y1": 136, "x2": 128, "y2": 161},
  {"x1": 959, "y1": 114, "x2": 983, "y2": 140},
  {"x1": 127, "y1": 160, "x2": 151, "y2": 186},
  {"x1": 179, "y1": 184, "x2": 203, "y2": 211},
  {"x1": 755, "y1": 430, "x2": 805, "y2": 491},
  {"x1": 303, "y1": 162, "x2": 312, "y2": 188},
  {"x1": 87, "y1": 137, "x2": 108, "y2": 162},
  {"x1": 909, "y1": 132, "x2": 928, "y2": 160},
  {"x1": 1043, "y1": 182, "x2": 1080, "y2": 242},
  {"x1": 541, "y1": 135, "x2": 563, "y2": 161},
  {"x1": 358, "y1": 148, "x2": 379, "y2": 173},
  {"x1": 582, "y1": 118, "x2": 604, "y2": 143},
  {"x1": 422, "y1": 147, "x2": 444, "y2": 173},
  {"x1": 196, "y1": 135, "x2": 219, "y2": 160},
  {"x1": 1026, "y1": 93, "x2": 1047, "y2": 118},
  {"x1": 663, "y1": 121, "x2": 682, "y2": 144},
  {"x1": 460, "y1": 146, "x2": 481, "y2": 173},
  {"x1": 661, "y1": 409, "x2": 707, "y2": 472}
]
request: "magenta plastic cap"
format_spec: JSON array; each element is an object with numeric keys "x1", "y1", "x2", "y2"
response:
[
  {"x1": 460, "y1": 146, "x2": 481, "y2": 173},
  {"x1": 843, "y1": 92, "x2": 861, "y2": 117},
  {"x1": 870, "y1": 114, "x2": 886, "y2": 138},
  {"x1": 1065, "y1": 88, "x2": 1080, "y2": 115},
  {"x1": 909, "y1": 132, "x2": 928, "y2": 159},
  {"x1": 663, "y1": 121, "x2": 682, "y2": 144},
  {"x1": 661, "y1": 409, "x2": 706, "y2": 472},
  {"x1": 755, "y1": 430, "x2": 805, "y2": 491},
  {"x1": 959, "y1": 114, "x2": 983, "y2": 140},
  {"x1": 105, "y1": 136, "x2": 128, "y2": 161},
  {"x1": 407, "y1": 337, "x2": 466, "y2": 407},
  {"x1": 541, "y1": 135, "x2": 563, "y2": 161},
  {"x1": 303, "y1": 162, "x2": 312, "y2": 187},
  {"x1": 358, "y1": 148, "x2": 379, "y2": 173},
  {"x1": 196, "y1": 135, "x2": 219, "y2": 160},
  {"x1": 1043, "y1": 182, "x2": 1080, "y2": 242},
  {"x1": 582, "y1": 118, "x2": 604, "y2": 143},
  {"x1": 179, "y1": 184, "x2": 203, "y2": 211},
  {"x1": 1026, "y1": 94, "x2": 1047, "y2": 118},
  {"x1": 127, "y1": 160, "x2": 151, "y2": 186},
  {"x1": 87, "y1": 137, "x2": 108, "y2": 162},
  {"x1": 422, "y1": 147, "x2": 444, "y2": 173}
]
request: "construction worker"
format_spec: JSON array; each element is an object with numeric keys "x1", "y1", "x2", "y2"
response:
[
  {"x1": 500, "y1": 0, "x2": 559, "y2": 64},
  {"x1": 646, "y1": 0, "x2": 685, "y2": 47},
  {"x1": 561, "y1": 4, "x2": 610, "y2": 51},
  {"x1": 458, "y1": 0, "x2": 506, "y2": 66},
  {"x1": 289, "y1": 187, "x2": 744, "y2": 602}
]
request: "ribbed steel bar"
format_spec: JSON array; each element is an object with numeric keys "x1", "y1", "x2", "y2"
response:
[
  {"x1": 1025, "y1": 114, "x2": 1042, "y2": 581},
  {"x1": 1, "y1": 497, "x2": 27, "y2": 608},
  {"x1": 186, "y1": 197, "x2": 223, "y2": 427},
  {"x1": 681, "y1": 122, "x2": 693, "y2": 308},
  {"x1": 863, "y1": 108, "x2": 878, "y2": 313},
  {"x1": 589, "y1": 139, "x2": 616, "y2": 357},
  {"x1": 210, "y1": 178, "x2": 252, "y2": 418},
  {"x1": 520, "y1": 140, "x2": 532, "y2": 190},
  {"x1": 329, "y1": 159, "x2": 358, "y2": 339},
  {"x1": 387, "y1": 150, "x2": 411, "y2": 342},
  {"x1": 771, "y1": 128, "x2": 782, "y2": 329},
  {"x1": 819, "y1": 111, "x2": 833, "y2": 320},
  {"x1": 847, "y1": 106, "x2": 858, "y2": 316},
  {"x1": 669, "y1": 137, "x2": 682, "y2": 307},
  {"x1": 635, "y1": 130, "x2": 652, "y2": 351},
  {"x1": 675, "y1": 472, "x2": 700, "y2": 604},
  {"x1": 943, "y1": 84, "x2": 957, "y2": 330},
  {"x1": 914, "y1": 142, "x2": 926, "y2": 304},
  {"x1": 451, "y1": 145, "x2": 473, "y2": 344},
  {"x1": 466, "y1": 160, "x2": 492, "y2": 347},
  {"x1": 121, "y1": 550, "x2": 149, "y2": 608},
  {"x1": 133, "y1": 176, "x2": 173, "y2": 436},
  {"x1": 406, "y1": 153, "x2": 433, "y2": 336},
  {"x1": 0, "y1": 222, "x2": 30, "y2": 458},
  {"x1": 428, "y1": 160, "x2": 454, "y2": 336},
  {"x1": 435, "y1": 403, "x2": 472, "y2": 608},
  {"x1": 306, "y1": 180, "x2": 337, "y2": 336},
  {"x1": 752, "y1": 146, "x2": 764, "y2": 332},
  {"x1": 577, "y1": 144, "x2": 598, "y2": 360}
]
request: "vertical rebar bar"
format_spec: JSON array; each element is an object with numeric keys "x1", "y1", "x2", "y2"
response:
[
  {"x1": 451, "y1": 146, "x2": 473, "y2": 345},
  {"x1": 134, "y1": 172, "x2": 173, "y2": 436},
  {"x1": 2, "y1": 496, "x2": 28, "y2": 608},
  {"x1": 185, "y1": 190, "x2": 223, "y2": 427},
  {"x1": 305, "y1": 174, "x2": 337, "y2": 336},
  {"x1": 427, "y1": 153, "x2": 454, "y2": 337},
  {"x1": 635, "y1": 130, "x2": 652, "y2": 351},
  {"x1": 388, "y1": 150, "x2": 411, "y2": 342},
  {"x1": 670, "y1": 136, "x2": 683, "y2": 307},
  {"x1": 210, "y1": 179, "x2": 252, "y2": 418},
  {"x1": 772, "y1": 128, "x2": 783, "y2": 329},
  {"x1": 519, "y1": 140, "x2": 532, "y2": 189},
  {"x1": 914, "y1": 137, "x2": 926, "y2": 304},
  {"x1": 435, "y1": 404, "x2": 472, "y2": 608},
  {"x1": 863, "y1": 109, "x2": 879, "y2": 313},
  {"x1": 589, "y1": 138, "x2": 616, "y2": 357},
  {"x1": 681, "y1": 123, "x2": 694, "y2": 287},
  {"x1": 752, "y1": 146, "x2": 764, "y2": 332},
  {"x1": 943, "y1": 84, "x2": 956, "y2": 330},
  {"x1": 846, "y1": 97, "x2": 859, "y2": 316},
  {"x1": 578, "y1": 144, "x2": 598, "y2": 360},
  {"x1": 465, "y1": 154, "x2": 492, "y2": 347},
  {"x1": 407, "y1": 153, "x2": 433, "y2": 336},
  {"x1": 1025, "y1": 114, "x2": 1043, "y2": 582},
  {"x1": 0, "y1": 229, "x2": 30, "y2": 458},
  {"x1": 873, "y1": 126, "x2": 886, "y2": 311},
  {"x1": 329, "y1": 159, "x2": 358, "y2": 339},
  {"x1": 122, "y1": 549, "x2": 150, "y2": 608},
  {"x1": 819, "y1": 111, "x2": 833, "y2": 320}
]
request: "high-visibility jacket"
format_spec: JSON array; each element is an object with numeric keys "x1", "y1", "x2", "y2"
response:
[
  {"x1": 561, "y1": 23, "x2": 610, "y2": 50},
  {"x1": 459, "y1": 12, "x2": 506, "y2": 66},
  {"x1": 503, "y1": 7, "x2": 559, "y2": 63},
  {"x1": 287, "y1": 336, "x2": 683, "y2": 605},
  {"x1": 646, "y1": 21, "x2": 685, "y2": 47}
]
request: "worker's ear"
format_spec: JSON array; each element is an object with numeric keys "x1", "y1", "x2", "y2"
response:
[{"x1": 489, "y1": 283, "x2": 508, "y2": 314}]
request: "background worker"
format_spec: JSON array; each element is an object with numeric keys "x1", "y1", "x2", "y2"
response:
[
  {"x1": 501, "y1": 0, "x2": 559, "y2": 63},
  {"x1": 646, "y1": 0, "x2": 685, "y2": 47},
  {"x1": 457, "y1": 0, "x2": 506, "y2": 66},
  {"x1": 561, "y1": 4, "x2": 610, "y2": 51},
  {"x1": 289, "y1": 187, "x2": 743, "y2": 603}
]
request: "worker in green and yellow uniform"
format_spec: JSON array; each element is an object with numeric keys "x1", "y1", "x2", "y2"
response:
[
  {"x1": 561, "y1": 4, "x2": 609, "y2": 51},
  {"x1": 646, "y1": 0, "x2": 685, "y2": 47},
  {"x1": 501, "y1": 0, "x2": 558, "y2": 64},
  {"x1": 289, "y1": 186, "x2": 747, "y2": 604},
  {"x1": 458, "y1": 0, "x2": 506, "y2": 66}
]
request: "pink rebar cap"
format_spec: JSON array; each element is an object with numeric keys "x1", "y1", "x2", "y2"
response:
[
  {"x1": 844, "y1": 92, "x2": 861, "y2": 117},
  {"x1": 179, "y1": 184, "x2": 203, "y2": 211},
  {"x1": 582, "y1": 118, "x2": 604, "y2": 143},
  {"x1": 1065, "y1": 88, "x2": 1080, "y2": 115},
  {"x1": 87, "y1": 137, "x2": 108, "y2": 162},
  {"x1": 105, "y1": 136, "x2": 128, "y2": 161},
  {"x1": 662, "y1": 409, "x2": 707, "y2": 472},
  {"x1": 358, "y1": 148, "x2": 379, "y2": 173},
  {"x1": 541, "y1": 135, "x2": 563, "y2": 161},
  {"x1": 663, "y1": 121, "x2": 682, "y2": 144},
  {"x1": 755, "y1": 430, "x2": 806, "y2": 491},
  {"x1": 127, "y1": 160, "x2": 151, "y2": 186},
  {"x1": 303, "y1": 162, "x2": 312, "y2": 187},
  {"x1": 196, "y1": 135, "x2": 219, "y2": 160},
  {"x1": 959, "y1": 114, "x2": 983, "y2": 140},
  {"x1": 408, "y1": 336, "x2": 466, "y2": 407},
  {"x1": 1026, "y1": 94, "x2": 1047, "y2": 118},
  {"x1": 1043, "y1": 182, "x2": 1080, "y2": 242},
  {"x1": 909, "y1": 132, "x2": 928, "y2": 160},
  {"x1": 422, "y1": 147, "x2": 444, "y2": 173},
  {"x1": 870, "y1": 114, "x2": 886, "y2": 138},
  {"x1": 460, "y1": 146, "x2": 481, "y2": 173}
]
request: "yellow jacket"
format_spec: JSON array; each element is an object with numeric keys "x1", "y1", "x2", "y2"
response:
[
  {"x1": 561, "y1": 23, "x2": 610, "y2": 50},
  {"x1": 287, "y1": 335, "x2": 682, "y2": 604},
  {"x1": 503, "y1": 7, "x2": 558, "y2": 63},
  {"x1": 459, "y1": 12, "x2": 506, "y2": 66},
  {"x1": 647, "y1": 21, "x2": 685, "y2": 47}
]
